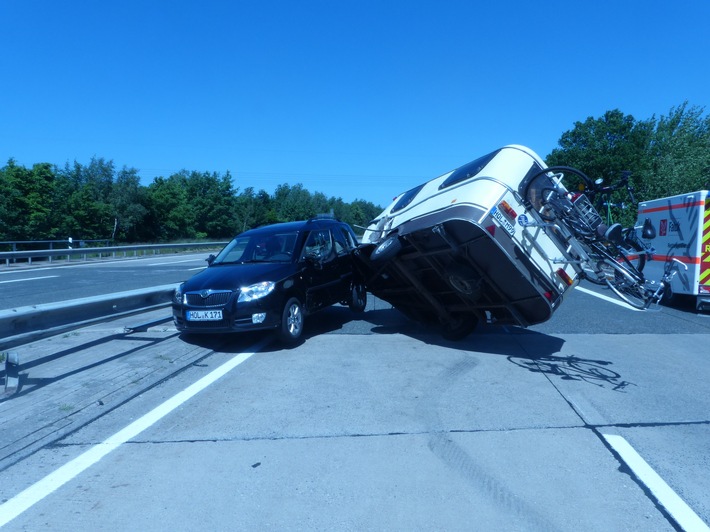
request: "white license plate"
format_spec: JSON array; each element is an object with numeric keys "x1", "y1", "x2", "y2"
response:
[
  {"x1": 186, "y1": 310, "x2": 223, "y2": 321},
  {"x1": 491, "y1": 207, "x2": 515, "y2": 236}
]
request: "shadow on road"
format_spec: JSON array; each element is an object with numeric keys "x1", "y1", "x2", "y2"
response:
[{"x1": 507, "y1": 353, "x2": 635, "y2": 391}]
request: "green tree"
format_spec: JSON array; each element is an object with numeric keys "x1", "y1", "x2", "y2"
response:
[
  {"x1": 547, "y1": 109, "x2": 654, "y2": 189},
  {"x1": 547, "y1": 109, "x2": 655, "y2": 226},
  {"x1": 109, "y1": 167, "x2": 148, "y2": 242},
  {"x1": 54, "y1": 158, "x2": 117, "y2": 240},
  {"x1": 272, "y1": 183, "x2": 315, "y2": 221},
  {"x1": 233, "y1": 187, "x2": 272, "y2": 233},
  {"x1": 144, "y1": 174, "x2": 196, "y2": 241},
  {"x1": 183, "y1": 170, "x2": 238, "y2": 238},
  {"x1": 346, "y1": 199, "x2": 381, "y2": 230},
  {"x1": 0, "y1": 159, "x2": 29, "y2": 240},
  {"x1": 0, "y1": 160, "x2": 58, "y2": 240},
  {"x1": 644, "y1": 102, "x2": 710, "y2": 199}
]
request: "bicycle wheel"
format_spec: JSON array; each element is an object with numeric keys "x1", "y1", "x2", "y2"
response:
[
  {"x1": 572, "y1": 240, "x2": 611, "y2": 286},
  {"x1": 600, "y1": 258, "x2": 648, "y2": 309},
  {"x1": 620, "y1": 238, "x2": 646, "y2": 272},
  {"x1": 582, "y1": 256, "x2": 610, "y2": 285}
]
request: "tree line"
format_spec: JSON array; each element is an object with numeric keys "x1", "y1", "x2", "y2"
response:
[
  {"x1": 0, "y1": 161, "x2": 383, "y2": 244},
  {"x1": 1, "y1": 101, "x2": 708, "y2": 244}
]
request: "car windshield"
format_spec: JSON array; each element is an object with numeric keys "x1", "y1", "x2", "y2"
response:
[{"x1": 212, "y1": 231, "x2": 300, "y2": 264}]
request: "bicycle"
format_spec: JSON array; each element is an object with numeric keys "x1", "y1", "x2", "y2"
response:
[
  {"x1": 581, "y1": 170, "x2": 655, "y2": 276},
  {"x1": 519, "y1": 166, "x2": 685, "y2": 309}
]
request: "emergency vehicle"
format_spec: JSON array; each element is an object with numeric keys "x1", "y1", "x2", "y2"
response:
[{"x1": 637, "y1": 190, "x2": 710, "y2": 311}]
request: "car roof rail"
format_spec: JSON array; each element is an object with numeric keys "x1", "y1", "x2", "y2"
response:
[{"x1": 309, "y1": 213, "x2": 337, "y2": 221}]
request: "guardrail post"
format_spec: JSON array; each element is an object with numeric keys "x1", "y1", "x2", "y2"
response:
[{"x1": 3, "y1": 351, "x2": 19, "y2": 395}]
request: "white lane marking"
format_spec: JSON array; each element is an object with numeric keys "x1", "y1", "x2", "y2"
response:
[
  {"x1": 0, "y1": 337, "x2": 271, "y2": 528},
  {"x1": 0, "y1": 275, "x2": 58, "y2": 285},
  {"x1": 147, "y1": 258, "x2": 207, "y2": 266},
  {"x1": 575, "y1": 286, "x2": 644, "y2": 311},
  {"x1": 603, "y1": 434, "x2": 710, "y2": 531}
]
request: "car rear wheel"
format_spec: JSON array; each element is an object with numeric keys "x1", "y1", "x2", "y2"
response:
[
  {"x1": 279, "y1": 297, "x2": 304, "y2": 342},
  {"x1": 348, "y1": 282, "x2": 367, "y2": 312}
]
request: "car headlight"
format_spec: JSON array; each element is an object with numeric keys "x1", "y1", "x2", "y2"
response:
[
  {"x1": 174, "y1": 283, "x2": 185, "y2": 304},
  {"x1": 238, "y1": 281, "x2": 276, "y2": 302}
]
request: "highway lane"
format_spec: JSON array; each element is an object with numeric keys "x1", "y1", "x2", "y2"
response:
[
  {"x1": 0, "y1": 289, "x2": 709, "y2": 530},
  {"x1": 2, "y1": 253, "x2": 710, "y2": 333},
  {"x1": 0, "y1": 253, "x2": 212, "y2": 310}
]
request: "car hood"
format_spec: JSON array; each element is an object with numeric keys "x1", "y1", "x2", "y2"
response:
[{"x1": 181, "y1": 262, "x2": 299, "y2": 291}]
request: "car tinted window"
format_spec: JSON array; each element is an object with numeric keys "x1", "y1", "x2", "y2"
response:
[
  {"x1": 341, "y1": 227, "x2": 357, "y2": 248},
  {"x1": 333, "y1": 226, "x2": 356, "y2": 255},
  {"x1": 253, "y1": 232, "x2": 299, "y2": 261},
  {"x1": 333, "y1": 227, "x2": 348, "y2": 255},
  {"x1": 213, "y1": 231, "x2": 299, "y2": 264},
  {"x1": 214, "y1": 236, "x2": 250, "y2": 263},
  {"x1": 302, "y1": 229, "x2": 333, "y2": 260},
  {"x1": 438, "y1": 149, "x2": 500, "y2": 190}
]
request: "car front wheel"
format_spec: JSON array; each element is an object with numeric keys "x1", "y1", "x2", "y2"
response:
[{"x1": 279, "y1": 297, "x2": 304, "y2": 343}]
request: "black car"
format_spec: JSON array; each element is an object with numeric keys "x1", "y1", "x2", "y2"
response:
[{"x1": 172, "y1": 217, "x2": 367, "y2": 342}]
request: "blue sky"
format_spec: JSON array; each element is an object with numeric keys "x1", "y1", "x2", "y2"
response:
[{"x1": 1, "y1": 0, "x2": 708, "y2": 207}]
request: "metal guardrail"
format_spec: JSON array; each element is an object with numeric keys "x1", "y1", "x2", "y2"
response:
[
  {"x1": 0, "y1": 242, "x2": 227, "y2": 395},
  {"x1": 0, "y1": 284, "x2": 178, "y2": 352},
  {"x1": 0, "y1": 242, "x2": 227, "y2": 266},
  {"x1": 0, "y1": 238, "x2": 111, "y2": 251},
  {"x1": 0, "y1": 284, "x2": 178, "y2": 394}
]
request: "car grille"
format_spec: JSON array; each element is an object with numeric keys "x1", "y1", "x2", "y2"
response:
[
  {"x1": 184, "y1": 290, "x2": 233, "y2": 307},
  {"x1": 182, "y1": 319, "x2": 227, "y2": 329}
]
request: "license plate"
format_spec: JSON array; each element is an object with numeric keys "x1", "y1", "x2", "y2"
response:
[
  {"x1": 491, "y1": 207, "x2": 515, "y2": 236},
  {"x1": 186, "y1": 310, "x2": 223, "y2": 321}
]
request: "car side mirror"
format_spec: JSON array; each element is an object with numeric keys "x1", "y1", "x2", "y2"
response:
[{"x1": 206, "y1": 254, "x2": 216, "y2": 266}]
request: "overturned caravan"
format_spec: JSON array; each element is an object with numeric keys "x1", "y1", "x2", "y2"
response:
[{"x1": 353, "y1": 145, "x2": 582, "y2": 339}]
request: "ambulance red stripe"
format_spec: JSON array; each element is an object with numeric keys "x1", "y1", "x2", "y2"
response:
[{"x1": 639, "y1": 200, "x2": 706, "y2": 214}]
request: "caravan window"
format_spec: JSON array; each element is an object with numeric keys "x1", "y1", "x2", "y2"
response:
[
  {"x1": 438, "y1": 150, "x2": 500, "y2": 190},
  {"x1": 391, "y1": 184, "x2": 425, "y2": 213}
]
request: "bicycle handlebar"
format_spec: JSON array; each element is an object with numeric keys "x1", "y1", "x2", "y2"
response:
[{"x1": 588, "y1": 171, "x2": 636, "y2": 206}]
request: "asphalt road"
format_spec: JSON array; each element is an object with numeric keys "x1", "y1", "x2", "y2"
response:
[
  {"x1": 1, "y1": 257, "x2": 709, "y2": 530},
  {"x1": 0, "y1": 253, "x2": 212, "y2": 309}
]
